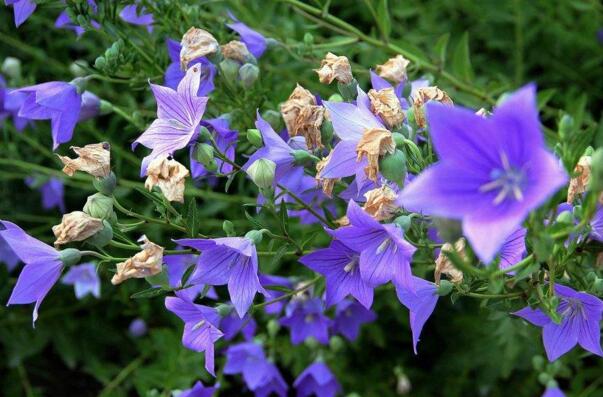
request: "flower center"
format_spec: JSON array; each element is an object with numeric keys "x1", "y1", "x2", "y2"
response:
[
  {"x1": 343, "y1": 256, "x2": 359, "y2": 273},
  {"x1": 479, "y1": 152, "x2": 525, "y2": 205},
  {"x1": 192, "y1": 319, "x2": 207, "y2": 330},
  {"x1": 559, "y1": 298, "x2": 586, "y2": 320},
  {"x1": 305, "y1": 314, "x2": 315, "y2": 323}
]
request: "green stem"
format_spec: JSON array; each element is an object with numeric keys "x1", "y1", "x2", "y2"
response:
[
  {"x1": 98, "y1": 353, "x2": 149, "y2": 397},
  {"x1": 492, "y1": 254, "x2": 534, "y2": 277},
  {"x1": 464, "y1": 291, "x2": 524, "y2": 299},
  {"x1": 112, "y1": 196, "x2": 188, "y2": 233},
  {"x1": 254, "y1": 276, "x2": 321, "y2": 309}
]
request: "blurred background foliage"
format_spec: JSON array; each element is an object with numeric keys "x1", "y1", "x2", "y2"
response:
[{"x1": 0, "y1": 0, "x2": 602, "y2": 396}]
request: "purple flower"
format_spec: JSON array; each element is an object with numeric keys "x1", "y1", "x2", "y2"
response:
[
  {"x1": 280, "y1": 298, "x2": 330, "y2": 345},
  {"x1": 395, "y1": 276, "x2": 439, "y2": 353},
  {"x1": 542, "y1": 387, "x2": 565, "y2": 397},
  {"x1": 133, "y1": 65, "x2": 208, "y2": 175},
  {"x1": 332, "y1": 299, "x2": 377, "y2": 341},
  {"x1": 179, "y1": 381, "x2": 217, "y2": 397},
  {"x1": 1, "y1": 78, "x2": 32, "y2": 131},
  {"x1": 300, "y1": 240, "x2": 374, "y2": 308},
  {"x1": 220, "y1": 310, "x2": 257, "y2": 341},
  {"x1": 328, "y1": 200, "x2": 416, "y2": 290},
  {"x1": 9, "y1": 82, "x2": 100, "y2": 149},
  {"x1": 514, "y1": 284, "x2": 603, "y2": 361},
  {"x1": 253, "y1": 362, "x2": 288, "y2": 397},
  {"x1": 5, "y1": 0, "x2": 36, "y2": 27},
  {"x1": 226, "y1": 11, "x2": 267, "y2": 58},
  {"x1": 55, "y1": 1, "x2": 100, "y2": 37},
  {"x1": 589, "y1": 205, "x2": 603, "y2": 242},
  {"x1": 61, "y1": 263, "x2": 100, "y2": 299},
  {"x1": 128, "y1": 318, "x2": 148, "y2": 337},
  {"x1": 259, "y1": 274, "x2": 293, "y2": 315},
  {"x1": 293, "y1": 362, "x2": 341, "y2": 397},
  {"x1": 0, "y1": 234, "x2": 20, "y2": 272},
  {"x1": 165, "y1": 293, "x2": 223, "y2": 376},
  {"x1": 190, "y1": 118, "x2": 238, "y2": 178},
  {"x1": 174, "y1": 236, "x2": 266, "y2": 317},
  {"x1": 25, "y1": 176, "x2": 66, "y2": 213},
  {"x1": 164, "y1": 253, "x2": 218, "y2": 301},
  {"x1": 1, "y1": 221, "x2": 64, "y2": 324},
  {"x1": 119, "y1": 3, "x2": 154, "y2": 32},
  {"x1": 398, "y1": 84, "x2": 568, "y2": 263},
  {"x1": 165, "y1": 39, "x2": 216, "y2": 96},
  {"x1": 498, "y1": 227, "x2": 527, "y2": 271}
]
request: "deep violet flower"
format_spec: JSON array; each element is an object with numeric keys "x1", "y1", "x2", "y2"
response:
[
  {"x1": 61, "y1": 263, "x2": 100, "y2": 299},
  {"x1": 226, "y1": 11, "x2": 268, "y2": 58},
  {"x1": 174, "y1": 236, "x2": 266, "y2": 317},
  {"x1": 332, "y1": 299, "x2": 377, "y2": 341},
  {"x1": 395, "y1": 276, "x2": 439, "y2": 354},
  {"x1": 220, "y1": 309, "x2": 257, "y2": 341},
  {"x1": 328, "y1": 200, "x2": 416, "y2": 290},
  {"x1": 25, "y1": 176, "x2": 66, "y2": 213},
  {"x1": 164, "y1": 253, "x2": 218, "y2": 301},
  {"x1": 0, "y1": 234, "x2": 20, "y2": 272},
  {"x1": 119, "y1": 3, "x2": 154, "y2": 32},
  {"x1": 1, "y1": 75, "x2": 32, "y2": 131},
  {"x1": 300, "y1": 240, "x2": 374, "y2": 308},
  {"x1": 165, "y1": 39, "x2": 216, "y2": 96},
  {"x1": 398, "y1": 84, "x2": 568, "y2": 263},
  {"x1": 293, "y1": 362, "x2": 341, "y2": 397},
  {"x1": 542, "y1": 387, "x2": 565, "y2": 397},
  {"x1": 280, "y1": 298, "x2": 331, "y2": 345},
  {"x1": 179, "y1": 381, "x2": 217, "y2": 397},
  {"x1": 133, "y1": 65, "x2": 208, "y2": 175},
  {"x1": 165, "y1": 293, "x2": 223, "y2": 375},
  {"x1": 514, "y1": 284, "x2": 603, "y2": 361},
  {"x1": 5, "y1": 0, "x2": 36, "y2": 27},
  {"x1": 128, "y1": 318, "x2": 147, "y2": 337},
  {"x1": 190, "y1": 117, "x2": 238, "y2": 178},
  {"x1": 8, "y1": 82, "x2": 100, "y2": 149},
  {"x1": 1, "y1": 221, "x2": 67, "y2": 324}
]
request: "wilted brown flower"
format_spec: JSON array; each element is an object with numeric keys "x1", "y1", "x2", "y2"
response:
[
  {"x1": 376, "y1": 55, "x2": 410, "y2": 83},
  {"x1": 221, "y1": 40, "x2": 251, "y2": 63},
  {"x1": 280, "y1": 84, "x2": 316, "y2": 135},
  {"x1": 363, "y1": 185, "x2": 399, "y2": 221},
  {"x1": 52, "y1": 211, "x2": 103, "y2": 247},
  {"x1": 335, "y1": 215, "x2": 350, "y2": 226},
  {"x1": 180, "y1": 27, "x2": 219, "y2": 70},
  {"x1": 356, "y1": 128, "x2": 396, "y2": 181},
  {"x1": 316, "y1": 151, "x2": 338, "y2": 197},
  {"x1": 58, "y1": 142, "x2": 110, "y2": 178},
  {"x1": 111, "y1": 236, "x2": 164, "y2": 285},
  {"x1": 293, "y1": 105, "x2": 325, "y2": 149},
  {"x1": 435, "y1": 238, "x2": 466, "y2": 284},
  {"x1": 145, "y1": 157, "x2": 189, "y2": 203},
  {"x1": 368, "y1": 88, "x2": 405, "y2": 129},
  {"x1": 315, "y1": 52, "x2": 353, "y2": 84},
  {"x1": 567, "y1": 155, "x2": 591, "y2": 203},
  {"x1": 412, "y1": 87, "x2": 453, "y2": 128}
]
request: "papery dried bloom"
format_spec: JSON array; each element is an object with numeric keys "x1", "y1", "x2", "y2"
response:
[
  {"x1": 412, "y1": 86, "x2": 453, "y2": 128},
  {"x1": 293, "y1": 105, "x2": 325, "y2": 149},
  {"x1": 434, "y1": 238, "x2": 465, "y2": 284},
  {"x1": 111, "y1": 236, "x2": 163, "y2": 285},
  {"x1": 363, "y1": 185, "x2": 399, "y2": 221},
  {"x1": 58, "y1": 142, "x2": 110, "y2": 178},
  {"x1": 145, "y1": 156, "x2": 189, "y2": 203},
  {"x1": 376, "y1": 55, "x2": 410, "y2": 83},
  {"x1": 368, "y1": 88, "x2": 405, "y2": 129},
  {"x1": 334, "y1": 215, "x2": 350, "y2": 226},
  {"x1": 356, "y1": 128, "x2": 396, "y2": 181},
  {"x1": 316, "y1": 151, "x2": 338, "y2": 197},
  {"x1": 280, "y1": 84, "x2": 316, "y2": 135},
  {"x1": 567, "y1": 155, "x2": 591, "y2": 203},
  {"x1": 221, "y1": 40, "x2": 251, "y2": 63},
  {"x1": 315, "y1": 52, "x2": 353, "y2": 84},
  {"x1": 52, "y1": 211, "x2": 103, "y2": 247},
  {"x1": 180, "y1": 27, "x2": 219, "y2": 70}
]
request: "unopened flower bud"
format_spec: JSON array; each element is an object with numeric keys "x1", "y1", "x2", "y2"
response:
[
  {"x1": 246, "y1": 128, "x2": 263, "y2": 147},
  {"x1": 2, "y1": 57, "x2": 22, "y2": 79},
  {"x1": 111, "y1": 236, "x2": 164, "y2": 285},
  {"x1": 245, "y1": 229, "x2": 264, "y2": 245},
  {"x1": 368, "y1": 88, "x2": 405, "y2": 129},
  {"x1": 239, "y1": 63, "x2": 259, "y2": 88},
  {"x1": 216, "y1": 303, "x2": 234, "y2": 317},
  {"x1": 293, "y1": 149, "x2": 313, "y2": 163},
  {"x1": 83, "y1": 192, "x2": 114, "y2": 220},
  {"x1": 59, "y1": 248, "x2": 82, "y2": 267},
  {"x1": 58, "y1": 142, "x2": 111, "y2": 178},
  {"x1": 329, "y1": 335, "x2": 345, "y2": 352},
  {"x1": 303, "y1": 32, "x2": 314, "y2": 46},
  {"x1": 394, "y1": 215, "x2": 412, "y2": 231},
  {"x1": 198, "y1": 125, "x2": 212, "y2": 141},
  {"x1": 193, "y1": 143, "x2": 215, "y2": 166},
  {"x1": 433, "y1": 217, "x2": 463, "y2": 244},
  {"x1": 315, "y1": 52, "x2": 353, "y2": 84},
  {"x1": 376, "y1": 55, "x2": 410, "y2": 83},
  {"x1": 559, "y1": 114, "x2": 574, "y2": 141},
  {"x1": 69, "y1": 60, "x2": 88, "y2": 77},
  {"x1": 337, "y1": 79, "x2": 358, "y2": 102},
  {"x1": 267, "y1": 319, "x2": 280, "y2": 337},
  {"x1": 378, "y1": 149, "x2": 407, "y2": 185},
  {"x1": 221, "y1": 40, "x2": 254, "y2": 64},
  {"x1": 437, "y1": 280, "x2": 454, "y2": 296},
  {"x1": 327, "y1": 93, "x2": 343, "y2": 102},
  {"x1": 53, "y1": 211, "x2": 104, "y2": 247},
  {"x1": 145, "y1": 157, "x2": 189, "y2": 203},
  {"x1": 412, "y1": 87, "x2": 453, "y2": 128},
  {"x1": 320, "y1": 119, "x2": 334, "y2": 148},
  {"x1": 93, "y1": 171, "x2": 117, "y2": 195},
  {"x1": 261, "y1": 110, "x2": 284, "y2": 132},
  {"x1": 396, "y1": 372, "x2": 412, "y2": 395},
  {"x1": 532, "y1": 355, "x2": 545, "y2": 371},
  {"x1": 180, "y1": 27, "x2": 219, "y2": 70},
  {"x1": 556, "y1": 210, "x2": 574, "y2": 224},
  {"x1": 223, "y1": 220, "x2": 236, "y2": 237},
  {"x1": 86, "y1": 220, "x2": 113, "y2": 248},
  {"x1": 247, "y1": 158, "x2": 276, "y2": 189},
  {"x1": 392, "y1": 132, "x2": 405, "y2": 148},
  {"x1": 219, "y1": 58, "x2": 240, "y2": 82}
]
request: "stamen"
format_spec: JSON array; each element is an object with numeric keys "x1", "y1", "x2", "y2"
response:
[
  {"x1": 343, "y1": 257, "x2": 358, "y2": 273},
  {"x1": 192, "y1": 320, "x2": 206, "y2": 331},
  {"x1": 479, "y1": 151, "x2": 525, "y2": 205}
]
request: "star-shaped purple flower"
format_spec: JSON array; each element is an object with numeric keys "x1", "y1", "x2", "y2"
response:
[
  {"x1": 514, "y1": 284, "x2": 603, "y2": 361},
  {"x1": 332, "y1": 299, "x2": 377, "y2": 341},
  {"x1": 165, "y1": 39, "x2": 216, "y2": 96},
  {"x1": 293, "y1": 362, "x2": 341, "y2": 397},
  {"x1": 119, "y1": 2, "x2": 154, "y2": 33},
  {"x1": 178, "y1": 381, "x2": 217, "y2": 397},
  {"x1": 398, "y1": 85, "x2": 568, "y2": 263},
  {"x1": 61, "y1": 263, "x2": 100, "y2": 299},
  {"x1": 280, "y1": 297, "x2": 331, "y2": 345},
  {"x1": 5, "y1": 0, "x2": 36, "y2": 27},
  {"x1": 589, "y1": 205, "x2": 603, "y2": 242}
]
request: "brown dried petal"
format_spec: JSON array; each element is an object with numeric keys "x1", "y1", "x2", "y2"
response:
[
  {"x1": 412, "y1": 87, "x2": 453, "y2": 128},
  {"x1": 355, "y1": 128, "x2": 396, "y2": 182},
  {"x1": 280, "y1": 84, "x2": 316, "y2": 135},
  {"x1": 221, "y1": 40, "x2": 251, "y2": 63},
  {"x1": 316, "y1": 151, "x2": 339, "y2": 197},
  {"x1": 368, "y1": 88, "x2": 405, "y2": 129},
  {"x1": 293, "y1": 105, "x2": 325, "y2": 150},
  {"x1": 145, "y1": 157, "x2": 190, "y2": 203},
  {"x1": 335, "y1": 215, "x2": 350, "y2": 227},
  {"x1": 52, "y1": 211, "x2": 103, "y2": 247},
  {"x1": 376, "y1": 55, "x2": 410, "y2": 83},
  {"x1": 314, "y1": 52, "x2": 353, "y2": 84},
  {"x1": 434, "y1": 238, "x2": 465, "y2": 284},
  {"x1": 567, "y1": 155, "x2": 591, "y2": 204},
  {"x1": 111, "y1": 236, "x2": 164, "y2": 285},
  {"x1": 180, "y1": 27, "x2": 219, "y2": 70},
  {"x1": 58, "y1": 142, "x2": 110, "y2": 178},
  {"x1": 363, "y1": 185, "x2": 399, "y2": 221}
]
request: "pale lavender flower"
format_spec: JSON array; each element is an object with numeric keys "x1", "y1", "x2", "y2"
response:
[
  {"x1": 293, "y1": 362, "x2": 341, "y2": 397},
  {"x1": 179, "y1": 381, "x2": 217, "y2": 397},
  {"x1": 498, "y1": 227, "x2": 527, "y2": 271},
  {"x1": 0, "y1": 78, "x2": 32, "y2": 131},
  {"x1": 190, "y1": 118, "x2": 238, "y2": 178},
  {"x1": 332, "y1": 299, "x2": 377, "y2": 341},
  {"x1": 120, "y1": 2, "x2": 154, "y2": 32},
  {"x1": 128, "y1": 318, "x2": 147, "y2": 337},
  {"x1": 0, "y1": 234, "x2": 20, "y2": 272},
  {"x1": 589, "y1": 205, "x2": 603, "y2": 242},
  {"x1": 62, "y1": 263, "x2": 100, "y2": 299},
  {"x1": 165, "y1": 39, "x2": 216, "y2": 96},
  {"x1": 226, "y1": 11, "x2": 267, "y2": 58},
  {"x1": 164, "y1": 253, "x2": 217, "y2": 301},
  {"x1": 25, "y1": 176, "x2": 66, "y2": 213},
  {"x1": 280, "y1": 298, "x2": 330, "y2": 345},
  {"x1": 5, "y1": 0, "x2": 36, "y2": 27}
]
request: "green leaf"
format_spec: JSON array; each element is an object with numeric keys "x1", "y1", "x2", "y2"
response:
[
  {"x1": 433, "y1": 32, "x2": 450, "y2": 66},
  {"x1": 375, "y1": 0, "x2": 391, "y2": 39},
  {"x1": 279, "y1": 199, "x2": 289, "y2": 233},
  {"x1": 244, "y1": 210, "x2": 265, "y2": 230},
  {"x1": 185, "y1": 197, "x2": 198, "y2": 237},
  {"x1": 451, "y1": 32, "x2": 474, "y2": 82},
  {"x1": 130, "y1": 287, "x2": 167, "y2": 299}
]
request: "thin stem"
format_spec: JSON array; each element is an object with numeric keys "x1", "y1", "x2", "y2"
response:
[
  {"x1": 98, "y1": 353, "x2": 149, "y2": 397},
  {"x1": 492, "y1": 254, "x2": 534, "y2": 277},
  {"x1": 464, "y1": 291, "x2": 524, "y2": 299},
  {"x1": 112, "y1": 196, "x2": 188, "y2": 233},
  {"x1": 254, "y1": 276, "x2": 321, "y2": 309}
]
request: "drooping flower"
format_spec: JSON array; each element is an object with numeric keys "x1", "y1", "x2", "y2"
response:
[
  {"x1": 119, "y1": 3, "x2": 154, "y2": 33},
  {"x1": 253, "y1": 363, "x2": 288, "y2": 397},
  {"x1": 280, "y1": 297, "x2": 331, "y2": 345},
  {"x1": 293, "y1": 362, "x2": 342, "y2": 397},
  {"x1": 61, "y1": 262, "x2": 100, "y2": 299},
  {"x1": 542, "y1": 387, "x2": 565, "y2": 397},
  {"x1": 5, "y1": 0, "x2": 36, "y2": 27},
  {"x1": 395, "y1": 276, "x2": 439, "y2": 354},
  {"x1": 58, "y1": 142, "x2": 111, "y2": 178},
  {"x1": 144, "y1": 156, "x2": 189, "y2": 203},
  {"x1": 280, "y1": 84, "x2": 316, "y2": 135},
  {"x1": 175, "y1": 236, "x2": 266, "y2": 317},
  {"x1": 179, "y1": 381, "x2": 218, "y2": 397},
  {"x1": 315, "y1": 52, "x2": 353, "y2": 85},
  {"x1": 398, "y1": 84, "x2": 569, "y2": 263},
  {"x1": 25, "y1": 176, "x2": 66, "y2": 213},
  {"x1": 128, "y1": 318, "x2": 148, "y2": 337},
  {"x1": 332, "y1": 299, "x2": 377, "y2": 341},
  {"x1": 111, "y1": 236, "x2": 164, "y2": 285},
  {"x1": 368, "y1": 87, "x2": 404, "y2": 129},
  {"x1": 165, "y1": 39, "x2": 216, "y2": 96},
  {"x1": 220, "y1": 309, "x2": 257, "y2": 341},
  {"x1": 514, "y1": 284, "x2": 603, "y2": 361},
  {"x1": 328, "y1": 200, "x2": 416, "y2": 290},
  {"x1": 300, "y1": 240, "x2": 374, "y2": 308},
  {"x1": 52, "y1": 211, "x2": 103, "y2": 247},
  {"x1": 165, "y1": 293, "x2": 223, "y2": 376},
  {"x1": 180, "y1": 27, "x2": 219, "y2": 70},
  {"x1": 362, "y1": 184, "x2": 399, "y2": 222},
  {"x1": 376, "y1": 55, "x2": 411, "y2": 84},
  {"x1": 189, "y1": 118, "x2": 238, "y2": 178},
  {"x1": 226, "y1": 11, "x2": 268, "y2": 59},
  {"x1": 9, "y1": 82, "x2": 100, "y2": 149}
]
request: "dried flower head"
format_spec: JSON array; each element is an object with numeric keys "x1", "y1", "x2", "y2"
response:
[
  {"x1": 567, "y1": 155, "x2": 591, "y2": 203},
  {"x1": 368, "y1": 88, "x2": 405, "y2": 129},
  {"x1": 52, "y1": 211, "x2": 103, "y2": 247},
  {"x1": 280, "y1": 84, "x2": 316, "y2": 135},
  {"x1": 316, "y1": 151, "x2": 338, "y2": 197},
  {"x1": 363, "y1": 185, "x2": 399, "y2": 221},
  {"x1": 111, "y1": 236, "x2": 164, "y2": 285},
  {"x1": 58, "y1": 142, "x2": 111, "y2": 178},
  {"x1": 293, "y1": 105, "x2": 325, "y2": 149},
  {"x1": 334, "y1": 215, "x2": 350, "y2": 226},
  {"x1": 145, "y1": 156, "x2": 190, "y2": 203},
  {"x1": 376, "y1": 55, "x2": 410, "y2": 83},
  {"x1": 221, "y1": 40, "x2": 251, "y2": 63},
  {"x1": 355, "y1": 128, "x2": 396, "y2": 181},
  {"x1": 180, "y1": 27, "x2": 219, "y2": 70},
  {"x1": 412, "y1": 86, "x2": 453, "y2": 128},
  {"x1": 315, "y1": 52, "x2": 353, "y2": 84},
  {"x1": 434, "y1": 238, "x2": 466, "y2": 284}
]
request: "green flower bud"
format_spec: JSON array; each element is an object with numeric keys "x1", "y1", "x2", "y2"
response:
[
  {"x1": 437, "y1": 280, "x2": 454, "y2": 296},
  {"x1": 379, "y1": 149, "x2": 407, "y2": 185},
  {"x1": 93, "y1": 172, "x2": 117, "y2": 195},
  {"x1": 293, "y1": 149, "x2": 312, "y2": 163},
  {"x1": 216, "y1": 303, "x2": 233, "y2": 317},
  {"x1": 303, "y1": 32, "x2": 314, "y2": 46},
  {"x1": 558, "y1": 114, "x2": 574, "y2": 141},
  {"x1": 70, "y1": 77, "x2": 88, "y2": 95},
  {"x1": 590, "y1": 148, "x2": 603, "y2": 193},
  {"x1": 94, "y1": 56, "x2": 107, "y2": 70},
  {"x1": 219, "y1": 59, "x2": 240, "y2": 82},
  {"x1": 245, "y1": 230, "x2": 264, "y2": 245},
  {"x1": 329, "y1": 335, "x2": 345, "y2": 352},
  {"x1": 304, "y1": 337, "x2": 319, "y2": 350},
  {"x1": 393, "y1": 215, "x2": 412, "y2": 232},
  {"x1": 247, "y1": 128, "x2": 263, "y2": 147},
  {"x1": 392, "y1": 132, "x2": 405, "y2": 148},
  {"x1": 205, "y1": 159, "x2": 218, "y2": 172},
  {"x1": 320, "y1": 119, "x2": 334, "y2": 147},
  {"x1": 327, "y1": 93, "x2": 344, "y2": 102},
  {"x1": 555, "y1": 210, "x2": 574, "y2": 224},
  {"x1": 246, "y1": 158, "x2": 276, "y2": 189},
  {"x1": 59, "y1": 248, "x2": 82, "y2": 267},
  {"x1": 85, "y1": 221, "x2": 113, "y2": 248},
  {"x1": 433, "y1": 217, "x2": 463, "y2": 244},
  {"x1": 532, "y1": 355, "x2": 545, "y2": 371},
  {"x1": 198, "y1": 126, "x2": 212, "y2": 141},
  {"x1": 262, "y1": 110, "x2": 284, "y2": 132},
  {"x1": 267, "y1": 319, "x2": 280, "y2": 337},
  {"x1": 337, "y1": 78, "x2": 358, "y2": 102},
  {"x1": 593, "y1": 278, "x2": 603, "y2": 294},
  {"x1": 537, "y1": 372, "x2": 551, "y2": 385},
  {"x1": 83, "y1": 193, "x2": 114, "y2": 220},
  {"x1": 69, "y1": 60, "x2": 88, "y2": 77},
  {"x1": 193, "y1": 143, "x2": 215, "y2": 166},
  {"x1": 2, "y1": 57, "x2": 21, "y2": 80},
  {"x1": 239, "y1": 63, "x2": 260, "y2": 88},
  {"x1": 223, "y1": 220, "x2": 236, "y2": 237}
]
